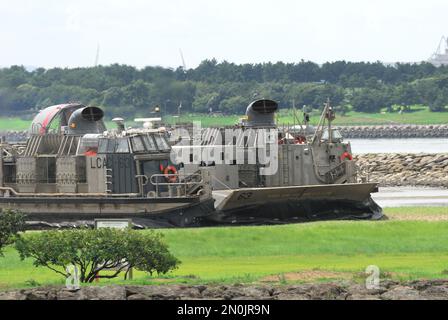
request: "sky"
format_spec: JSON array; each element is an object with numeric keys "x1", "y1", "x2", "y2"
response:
[{"x1": 0, "y1": 0, "x2": 447, "y2": 69}]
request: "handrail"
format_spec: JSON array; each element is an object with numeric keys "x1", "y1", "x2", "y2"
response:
[
  {"x1": 0, "y1": 186, "x2": 139, "y2": 197},
  {"x1": 149, "y1": 173, "x2": 203, "y2": 186},
  {"x1": 148, "y1": 173, "x2": 205, "y2": 199},
  {"x1": 324, "y1": 161, "x2": 347, "y2": 183}
]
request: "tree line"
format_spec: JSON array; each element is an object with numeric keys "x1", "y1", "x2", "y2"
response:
[{"x1": 1, "y1": 59, "x2": 448, "y2": 118}]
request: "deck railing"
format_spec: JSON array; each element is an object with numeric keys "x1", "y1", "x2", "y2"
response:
[{"x1": 148, "y1": 173, "x2": 204, "y2": 198}]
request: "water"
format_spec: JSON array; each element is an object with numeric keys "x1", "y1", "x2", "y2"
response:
[
  {"x1": 346, "y1": 139, "x2": 448, "y2": 207},
  {"x1": 372, "y1": 187, "x2": 448, "y2": 207},
  {"x1": 348, "y1": 138, "x2": 448, "y2": 154}
]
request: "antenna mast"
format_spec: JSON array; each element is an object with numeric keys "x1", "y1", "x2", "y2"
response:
[
  {"x1": 94, "y1": 43, "x2": 100, "y2": 67},
  {"x1": 179, "y1": 49, "x2": 187, "y2": 72}
]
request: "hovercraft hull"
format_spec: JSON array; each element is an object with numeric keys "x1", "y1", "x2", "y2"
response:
[
  {"x1": 207, "y1": 183, "x2": 383, "y2": 225},
  {"x1": 0, "y1": 196, "x2": 215, "y2": 229}
]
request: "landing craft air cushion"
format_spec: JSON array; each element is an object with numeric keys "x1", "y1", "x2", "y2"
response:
[
  {"x1": 172, "y1": 99, "x2": 383, "y2": 224},
  {"x1": 0, "y1": 103, "x2": 214, "y2": 228}
]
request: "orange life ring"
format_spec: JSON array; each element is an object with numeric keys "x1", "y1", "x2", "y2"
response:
[
  {"x1": 163, "y1": 165, "x2": 178, "y2": 183},
  {"x1": 341, "y1": 152, "x2": 353, "y2": 161}
]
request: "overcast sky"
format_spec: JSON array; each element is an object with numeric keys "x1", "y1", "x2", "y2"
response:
[{"x1": 1, "y1": 0, "x2": 447, "y2": 69}]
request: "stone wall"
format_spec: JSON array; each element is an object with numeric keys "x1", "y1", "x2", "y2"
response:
[
  {"x1": 0, "y1": 131, "x2": 28, "y2": 143},
  {"x1": 335, "y1": 125, "x2": 448, "y2": 138},
  {"x1": 1, "y1": 280, "x2": 448, "y2": 300},
  {"x1": 3, "y1": 124, "x2": 448, "y2": 142},
  {"x1": 355, "y1": 153, "x2": 448, "y2": 187}
]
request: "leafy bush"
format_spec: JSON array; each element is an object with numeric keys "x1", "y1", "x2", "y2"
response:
[
  {"x1": 15, "y1": 228, "x2": 180, "y2": 283},
  {"x1": 0, "y1": 209, "x2": 25, "y2": 255}
]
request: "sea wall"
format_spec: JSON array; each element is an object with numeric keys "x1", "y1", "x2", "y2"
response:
[
  {"x1": 336, "y1": 125, "x2": 448, "y2": 138},
  {"x1": 355, "y1": 153, "x2": 448, "y2": 188},
  {"x1": 0, "y1": 131, "x2": 28, "y2": 143},
  {"x1": 1, "y1": 280, "x2": 448, "y2": 300},
  {"x1": 3, "y1": 124, "x2": 448, "y2": 142}
]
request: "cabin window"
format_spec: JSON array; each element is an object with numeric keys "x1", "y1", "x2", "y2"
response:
[
  {"x1": 131, "y1": 136, "x2": 146, "y2": 152},
  {"x1": 115, "y1": 138, "x2": 130, "y2": 153},
  {"x1": 107, "y1": 139, "x2": 117, "y2": 153},
  {"x1": 98, "y1": 138, "x2": 130, "y2": 154},
  {"x1": 153, "y1": 134, "x2": 170, "y2": 151},
  {"x1": 142, "y1": 134, "x2": 157, "y2": 151},
  {"x1": 98, "y1": 138, "x2": 108, "y2": 154},
  {"x1": 78, "y1": 136, "x2": 99, "y2": 155}
]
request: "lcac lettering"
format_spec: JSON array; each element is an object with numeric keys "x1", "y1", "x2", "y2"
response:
[{"x1": 89, "y1": 157, "x2": 107, "y2": 169}]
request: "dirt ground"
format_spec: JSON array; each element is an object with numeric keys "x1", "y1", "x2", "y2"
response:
[
  {"x1": 260, "y1": 271, "x2": 352, "y2": 282},
  {"x1": 387, "y1": 214, "x2": 448, "y2": 221}
]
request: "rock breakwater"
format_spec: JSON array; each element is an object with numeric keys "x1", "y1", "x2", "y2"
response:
[
  {"x1": 336, "y1": 125, "x2": 448, "y2": 138},
  {"x1": 1, "y1": 280, "x2": 448, "y2": 300},
  {"x1": 2, "y1": 124, "x2": 448, "y2": 142},
  {"x1": 355, "y1": 153, "x2": 448, "y2": 188}
]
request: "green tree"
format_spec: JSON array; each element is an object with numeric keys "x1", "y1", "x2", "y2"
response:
[
  {"x1": 350, "y1": 88, "x2": 384, "y2": 113},
  {"x1": 2, "y1": 60, "x2": 448, "y2": 117},
  {"x1": 0, "y1": 209, "x2": 25, "y2": 256},
  {"x1": 121, "y1": 80, "x2": 152, "y2": 110},
  {"x1": 429, "y1": 89, "x2": 448, "y2": 112},
  {"x1": 192, "y1": 92, "x2": 219, "y2": 113},
  {"x1": 15, "y1": 228, "x2": 179, "y2": 283},
  {"x1": 219, "y1": 96, "x2": 248, "y2": 114}
]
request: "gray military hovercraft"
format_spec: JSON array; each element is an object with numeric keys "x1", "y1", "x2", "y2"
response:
[
  {"x1": 0, "y1": 103, "x2": 214, "y2": 228},
  {"x1": 172, "y1": 99, "x2": 383, "y2": 225}
]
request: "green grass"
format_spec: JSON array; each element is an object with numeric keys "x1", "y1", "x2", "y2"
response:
[
  {"x1": 1, "y1": 207, "x2": 448, "y2": 290},
  {"x1": 2, "y1": 105, "x2": 448, "y2": 131},
  {"x1": 332, "y1": 109, "x2": 448, "y2": 126},
  {"x1": 164, "y1": 107, "x2": 448, "y2": 127},
  {"x1": 0, "y1": 118, "x2": 31, "y2": 131}
]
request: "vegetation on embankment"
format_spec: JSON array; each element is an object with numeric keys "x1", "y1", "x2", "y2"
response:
[
  {"x1": 2, "y1": 105, "x2": 448, "y2": 132},
  {"x1": 164, "y1": 107, "x2": 448, "y2": 126},
  {"x1": 0, "y1": 118, "x2": 31, "y2": 131},
  {"x1": 2, "y1": 61, "x2": 448, "y2": 119},
  {"x1": 1, "y1": 206, "x2": 448, "y2": 290}
]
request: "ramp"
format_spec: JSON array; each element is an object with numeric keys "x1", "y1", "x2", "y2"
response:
[{"x1": 209, "y1": 183, "x2": 383, "y2": 225}]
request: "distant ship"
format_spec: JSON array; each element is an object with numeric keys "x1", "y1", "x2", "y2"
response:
[{"x1": 428, "y1": 36, "x2": 448, "y2": 67}]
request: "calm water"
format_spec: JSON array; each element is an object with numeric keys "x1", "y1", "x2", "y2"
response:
[{"x1": 348, "y1": 138, "x2": 448, "y2": 154}]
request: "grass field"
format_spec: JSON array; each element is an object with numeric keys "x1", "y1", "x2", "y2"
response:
[
  {"x1": 2, "y1": 106, "x2": 448, "y2": 131},
  {"x1": 1, "y1": 207, "x2": 448, "y2": 290},
  {"x1": 163, "y1": 107, "x2": 448, "y2": 127},
  {"x1": 0, "y1": 118, "x2": 31, "y2": 131}
]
